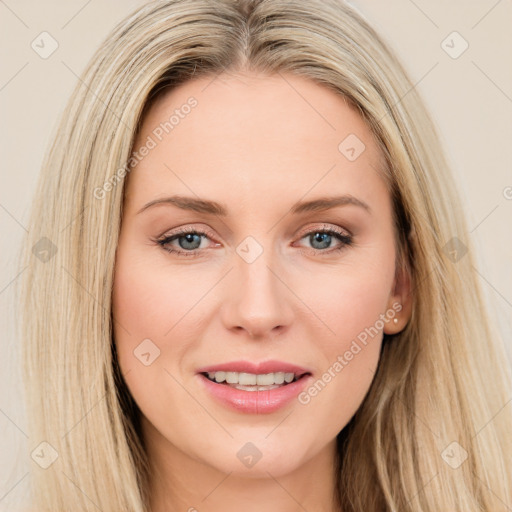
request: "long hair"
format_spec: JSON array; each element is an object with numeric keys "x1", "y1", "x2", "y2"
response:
[{"x1": 18, "y1": 0, "x2": 512, "y2": 510}]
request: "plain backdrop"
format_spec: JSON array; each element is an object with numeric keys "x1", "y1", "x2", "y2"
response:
[{"x1": 1, "y1": 0, "x2": 511, "y2": 509}]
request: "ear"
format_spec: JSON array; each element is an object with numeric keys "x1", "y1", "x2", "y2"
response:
[{"x1": 383, "y1": 262, "x2": 413, "y2": 335}]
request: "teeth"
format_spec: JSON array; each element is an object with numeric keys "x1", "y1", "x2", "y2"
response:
[
  {"x1": 211, "y1": 371, "x2": 226, "y2": 382},
  {"x1": 206, "y1": 371, "x2": 299, "y2": 385}
]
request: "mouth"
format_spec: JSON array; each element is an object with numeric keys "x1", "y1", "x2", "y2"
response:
[
  {"x1": 200, "y1": 370, "x2": 310, "y2": 392},
  {"x1": 195, "y1": 360, "x2": 313, "y2": 413}
]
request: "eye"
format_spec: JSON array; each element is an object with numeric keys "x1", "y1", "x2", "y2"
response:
[
  {"x1": 154, "y1": 224, "x2": 353, "y2": 258},
  {"x1": 295, "y1": 224, "x2": 353, "y2": 255},
  {"x1": 155, "y1": 227, "x2": 219, "y2": 258}
]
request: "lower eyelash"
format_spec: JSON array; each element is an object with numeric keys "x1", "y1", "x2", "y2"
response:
[{"x1": 155, "y1": 227, "x2": 353, "y2": 257}]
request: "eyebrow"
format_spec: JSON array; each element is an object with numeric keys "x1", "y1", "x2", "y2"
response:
[{"x1": 136, "y1": 194, "x2": 371, "y2": 216}]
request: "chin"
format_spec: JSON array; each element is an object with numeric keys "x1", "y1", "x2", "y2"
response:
[{"x1": 199, "y1": 439, "x2": 309, "y2": 478}]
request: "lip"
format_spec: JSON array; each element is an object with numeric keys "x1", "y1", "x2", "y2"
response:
[
  {"x1": 196, "y1": 359, "x2": 312, "y2": 376},
  {"x1": 197, "y1": 373, "x2": 313, "y2": 414},
  {"x1": 196, "y1": 360, "x2": 313, "y2": 414}
]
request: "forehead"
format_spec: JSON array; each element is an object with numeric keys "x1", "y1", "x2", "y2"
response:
[{"x1": 125, "y1": 71, "x2": 387, "y2": 213}]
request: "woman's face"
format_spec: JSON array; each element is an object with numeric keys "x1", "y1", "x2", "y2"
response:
[{"x1": 112, "y1": 71, "x2": 410, "y2": 479}]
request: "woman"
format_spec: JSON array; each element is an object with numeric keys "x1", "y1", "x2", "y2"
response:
[{"x1": 19, "y1": 0, "x2": 512, "y2": 510}]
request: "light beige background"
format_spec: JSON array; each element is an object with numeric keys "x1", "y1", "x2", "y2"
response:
[{"x1": 1, "y1": 0, "x2": 511, "y2": 509}]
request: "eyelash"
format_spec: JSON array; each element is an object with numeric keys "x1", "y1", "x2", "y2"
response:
[{"x1": 154, "y1": 225, "x2": 353, "y2": 258}]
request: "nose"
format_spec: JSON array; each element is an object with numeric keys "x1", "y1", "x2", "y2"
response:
[{"x1": 220, "y1": 250, "x2": 294, "y2": 340}]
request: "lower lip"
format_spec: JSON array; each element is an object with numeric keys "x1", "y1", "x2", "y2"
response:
[{"x1": 197, "y1": 373, "x2": 313, "y2": 414}]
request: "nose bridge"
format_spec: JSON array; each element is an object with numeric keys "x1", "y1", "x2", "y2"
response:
[{"x1": 222, "y1": 237, "x2": 293, "y2": 337}]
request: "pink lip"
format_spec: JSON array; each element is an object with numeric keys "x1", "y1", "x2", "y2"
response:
[
  {"x1": 197, "y1": 374, "x2": 313, "y2": 414},
  {"x1": 196, "y1": 359, "x2": 311, "y2": 376},
  {"x1": 196, "y1": 360, "x2": 313, "y2": 414}
]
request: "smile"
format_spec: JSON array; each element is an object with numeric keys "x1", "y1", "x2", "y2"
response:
[
  {"x1": 203, "y1": 371, "x2": 302, "y2": 391},
  {"x1": 196, "y1": 360, "x2": 313, "y2": 413}
]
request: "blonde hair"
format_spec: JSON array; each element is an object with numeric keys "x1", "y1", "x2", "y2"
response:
[{"x1": 18, "y1": 0, "x2": 512, "y2": 510}]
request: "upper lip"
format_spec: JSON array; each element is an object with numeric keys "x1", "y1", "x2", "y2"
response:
[{"x1": 196, "y1": 360, "x2": 312, "y2": 376}]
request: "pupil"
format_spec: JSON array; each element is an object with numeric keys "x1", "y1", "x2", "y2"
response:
[
  {"x1": 179, "y1": 233, "x2": 201, "y2": 250},
  {"x1": 311, "y1": 232, "x2": 331, "y2": 249}
]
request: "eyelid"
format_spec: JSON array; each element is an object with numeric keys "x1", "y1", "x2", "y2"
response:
[
  {"x1": 157, "y1": 222, "x2": 351, "y2": 242},
  {"x1": 295, "y1": 222, "x2": 352, "y2": 239},
  {"x1": 157, "y1": 224, "x2": 218, "y2": 243}
]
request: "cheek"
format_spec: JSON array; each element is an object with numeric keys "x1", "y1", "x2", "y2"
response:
[
  {"x1": 112, "y1": 238, "x2": 204, "y2": 339},
  {"x1": 111, "y1": 241, "x2": 195, "y2": 384},
  {"x1": 302, "y1": 258, "x2": 395, "y2": 355},
  {"x1": 293, "y1": 254, "x2": 395, "y2": 429}
]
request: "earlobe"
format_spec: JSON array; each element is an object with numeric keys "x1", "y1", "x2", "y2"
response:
[{"x1": 384, "y1": 263, "x2": 413, "y2": 335}]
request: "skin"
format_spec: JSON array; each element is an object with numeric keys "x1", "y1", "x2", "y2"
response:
[{"x1": 112, "y1": 70, "x2": 412, "y2": 512}]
